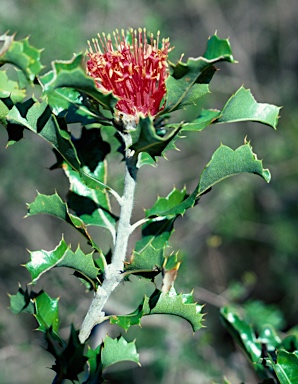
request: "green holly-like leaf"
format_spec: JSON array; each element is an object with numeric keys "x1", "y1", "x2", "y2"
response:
[
  {"x1": 109, "y1": 306, "x2": 144, "y2": 332},
  {"x1": 7, "y1": 99, "x2": 81, "y2": 167},
  {"x1": 217, "y1": 86, "x2": 280, "y2": 129},
  {"x1": 61, "y1": 128, "x2": 117, "y2": 234},
  {"x1": 57, "y1": 246, "x2": 100, "y2": 286},
  {"x1": 135, "y1": 218, "x2": 175, "y2": 252},
  {"x1": 41, "y1": 53, "x2": 117, "y2": 112},
  {"x1": 143, "y1": 288, "x2": 204, "y2": 332},
  {"x1": 46, "y1": 84, "x2": 100, "y2": 125},
  {"x1": 26, "y1": 192, "x2": 100, "y2": 250},
  {"x1": 0, "y1": 33, "x2": 43, "y2": 81},
  {"x1": 169, "y1": 85, "x2": 280, "y2": 133},
  {"x1": 128, "y1": 245, "x2": 164, "y2": 272},
  {"x1": 34, "y1": 291, "x2": 60, "y2": 334},
  {"x1": 142, "y1": 142, "x2": 271, "y2": 242},
  {"x1": 25, "y1": 237, "x2": 100, "y2": 289},
  {"x1": 137, "y1": 152, "x2": 157, "y2": 168},
  {"x1": 161, "y1": 34, "x2": 236, "y2": 115},
  {"x1": 203, "y1": 34, "x2": 235, "y2": 61},
  {"x1": 110, "y1": 288, "x2": 204, "y2": 332},
  {"x1": 82, "y1": 336, "x2": 140, "y2": 384},
  {"x1": 64, "y1": 164, "x2": 117, "y2": 230},
  {"x1": 10, "y1": 287, "x2": 61, "y2": 336},
  {"x1": 26, "y1": 237, "x2": 68, "y2": 283},
  {"x1": 101, "y1": 336, "x2": 140, "y2": 370},
  {"x1": 197, "y1": 141, "x2": 271, "y2": 196},
  {"x1": 6, "y1": 100, "x2": 112, "y2": 192},
  {"x1": 180, "y1": 109, "x2": 221, "y2": 132},
  {"x1": 175, "y1": 141, "x2": 271, "y2": 212},
  {"x1": 268, "y1": 350, "x2": 298, "y2": 384},
  {"x1": 0, "y1": 70, "x2": 26, "y2": 103},
  {"x1": 47, "y1": 325, "x2": 87, "y2": 382},
  {"x1": 40, "y1": 69, "x2": 110, "y2": 126},
  {"x1": 126, "y1": 217, "x2": 176, "y2": 272},
  {"x1": 0, "y1": 69, "x2": 27, "y2": 132},
  {"x1": 84, "y1": 345, "x2": 104, "y2": 384},
  {"x1": 9, "y1": 285, "x2": 35, "y2": 315},
  {"x1": 145, "y1": 187, "x2": 188, "y2": 218},
  {"x1": 130, "y1": 115, "x2": 182, "y2": 159}
]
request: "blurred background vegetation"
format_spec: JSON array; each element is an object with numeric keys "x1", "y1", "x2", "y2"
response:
[{"x1": 1, "y1": 0, "x2": 298, "y2": 383}]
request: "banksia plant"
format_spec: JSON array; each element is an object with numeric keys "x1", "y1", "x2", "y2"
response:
[{"x1": 1, "y1": 29, "x2": 293, "y2": 384}]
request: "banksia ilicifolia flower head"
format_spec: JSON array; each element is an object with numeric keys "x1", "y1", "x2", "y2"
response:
[{"x1": 87, "y1": 28, "x2": 171, "y2": 119}]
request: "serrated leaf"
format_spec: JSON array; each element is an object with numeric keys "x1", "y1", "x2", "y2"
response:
[
  {"x1": 180, "y1": 109, "x2": 221, "y2": 131},
  {"x1": 27, "y1": 192, "x2": 99, "y2": 249},
  {"x1": 7, "y1": 99, "x2": 81, "y2": 166},
  {"x1": 130, "y1": 115, "x2": 182, "y2": 158},
  {"x1": 57, "y1": 246, "x2": 100, "y2": 284},
  {"x1": 41, "y1": 70, "x2": 109, "y2": 125},
  {"x1": 64, "y1": 164, "x2": 117, "y2": 230},
  {"x1": 203, "y1": 34, "x2": 235, "y2": 61},
  {"x1": 126, "y1": 217, "x2": 176, "y2": 272},
  {"x1": 101, "y1": 336, "x2": 140, "y2": 370},
  {"x1": 0, "y1": 33, "x2": 43, "y2": 81},
  {"x1": 217, "y1": 86, "x2": 280, "y2": 129},
  {"x1": 135, "y1": 218, "x2": 176, "y2": 252},
  {"x1": 34, "y1": 291, "x2": 60, "y2": 334},
  {"x1": 145, "y1": 142, "x2": 271, "y2": 226},
  {"x1": 162, "y1": 34, "x2": 235, "y2": 115},
  {"x1": 143, "y1": 288, "x2": 204, "y2": 332},
  {"x1": 41, "y1": 53, "x2": 118, "y2": 112},
  {"x1": 48, "y1": 325, "x2": 87, "y2": 381},
  {"x1": 7, "y1": 100, "x2": 111, "y2": 192},
  {"x1": 269, "y1": 350, "x2": 298, "y2": 384},
  {"x1": 129, "y1": 245, "x2": 164, "y2": 271},
  {"x1": 197, "y1": 142, "x2": 271, "y2": 196},
  {"x1": 26, "y1": 237, "x2": 69, "y2": 283},
  {"x1": 47, "y1": 86, "x2": 100, "y2": 125},
  {"x1": 3, "y1": 98, "x2": 34, "y2": 144},
  {"x1": 111, "y1": 288, "x2": 204, "y2": 332},
  {"x1": 9, "y1": 285, "x2": 35, "y2": 315},
  {"x1": 137, "y1": 151, "x2": 157, "y2": 168},
  {"x1": 61, "y1": 128, "x2": 117, "y2": 234},
  {"x1": 0, "y1": 71, "x2": 26, "y2": 103},
  {"x1": 25, "y1": 237, "x2": 100, "y2": 288},
  {"x1": 110, "y1": 307, "x2": 144, "y2": 332},
  {"x1": 146, "y1": 187, "x2": 187, "y2": 218},
  {"x1": 84, "y1": 345, "x2": 104, "y2": 384}
]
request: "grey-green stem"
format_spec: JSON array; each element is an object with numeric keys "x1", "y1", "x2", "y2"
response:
[{"x1": 79, "y1": 131, "x2": 138, "y2": 343}]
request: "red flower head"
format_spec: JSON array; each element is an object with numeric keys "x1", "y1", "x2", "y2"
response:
[{"x1": 87, "y1": 28, "x2": 171, "y2": 118}]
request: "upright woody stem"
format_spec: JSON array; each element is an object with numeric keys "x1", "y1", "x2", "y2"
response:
[{"x1": 79, "y1": 131, "x2": 138, "y2": 343}]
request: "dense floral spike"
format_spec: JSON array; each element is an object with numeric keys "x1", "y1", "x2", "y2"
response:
[{"x1": 87, "y1": 28, "x2": 171, "y2": 117}]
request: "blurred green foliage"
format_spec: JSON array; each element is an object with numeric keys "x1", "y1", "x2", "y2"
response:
[{"x1": 1, "y1": 0, "x2": 298, "y2": 383}]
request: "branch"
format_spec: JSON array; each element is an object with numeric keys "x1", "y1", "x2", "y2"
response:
[
  {"x1": 79, "y1": 129, "x2": 138, "y2": 343},
  {"x1": 130, "y1": 217, "x2": 150, "y2": 234}
]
